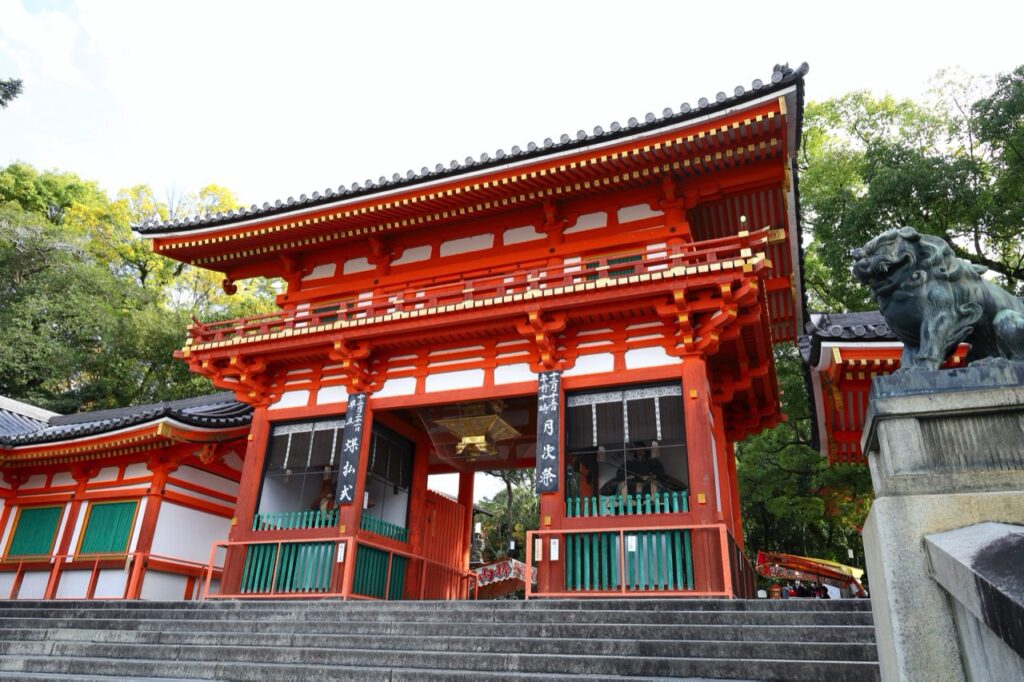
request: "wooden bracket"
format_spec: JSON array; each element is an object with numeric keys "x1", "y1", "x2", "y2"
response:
[
  {"x1": 328, "y1": 338, "x2": 377, "y2": 393},
  {"x1": 516, "y1": 309, "x2": 568, "y2": 371}
]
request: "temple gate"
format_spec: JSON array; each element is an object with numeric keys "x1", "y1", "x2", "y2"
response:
[{"x1": 134, "y1": 63, "x2": 810, "y2": 599}]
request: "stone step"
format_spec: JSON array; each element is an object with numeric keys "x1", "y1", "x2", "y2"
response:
[
  {"x1": 0, "y1": 634, "x2": 878, "y2": 662},
  {"x1": 0, "y1": 619, "x2": 877, "y2": 643},
  {"x1": 0, "y1": 607, "x2": 873, "y2": 626},
  {"x1": 0, "y1": 597, "x2": 873, "y2": 612},
  {"x1": 0, "y1": 652, "x2": 880, "y2": 681}
]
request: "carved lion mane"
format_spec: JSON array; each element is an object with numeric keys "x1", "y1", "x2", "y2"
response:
[{"x1": 852, "y1": 227, "x2": 1024, "y2": 371}]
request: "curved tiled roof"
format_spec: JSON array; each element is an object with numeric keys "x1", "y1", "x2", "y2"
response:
[
  {"x1": 799, "y1": 311, "x2": 897, "y2": 367},
  {"x1": 0, "y1": 408, "x2": 48, "y2": 439},
  {"x1": 134, "y1": 62, "x2": 809, "y2": 236},
  {"x1": 0, "y1": 392, "x2": 252, "y2": 448}
]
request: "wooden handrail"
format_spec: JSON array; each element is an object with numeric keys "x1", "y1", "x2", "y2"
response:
[{"x1": 187, "y1": 228, "x2": 773, "y2": 346}]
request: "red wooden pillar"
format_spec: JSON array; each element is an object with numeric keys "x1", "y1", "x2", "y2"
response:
[
  {"x1": 220, "y1": 404, "x2": 270, "y2": 593},
  {"x1": 457, "y1": 470, "x2": 474, "y2": 573},
  {"x1": 405, "y1": 433, "x2": 431, "y2": 598},
  {"x1": 680, "y1": 353, "x2": 725, "y2": 594},
  {"x1": 126, "y1": 456, "x2": 179, "y2": 599},
  {"x1": 338, "y1": 399, "x2": 375, "y2": 597},
  {"x1": 725, "y1": 441, "x2": 744, "y2": 551},
  {"x1": 710, "y1": 402, "x2": 735, "y2": 531},
  {"x1": 536, "y1": 373, "x2": 566, "y2": 595},
  {"x1": 43, "y1": 467, "x2": 93, "y2": 599},
  {"x1": 231, "y1": 405, "x2": 270, "y2": 537}
]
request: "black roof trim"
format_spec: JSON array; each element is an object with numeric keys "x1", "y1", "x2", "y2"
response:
[
  {"x1": 134, "y1": 63, "x2": 808, "y2": 236},
  {"x1": 0, "y1": 392, "x2": 252, "y2": 448},
  {"x1": 799, "y1": 311, "x2": 896, "y2": 368}
]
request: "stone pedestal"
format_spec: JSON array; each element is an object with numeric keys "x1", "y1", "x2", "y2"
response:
[{"x1": 860, "y1": 361, "x2": 1024, "y2": 682}]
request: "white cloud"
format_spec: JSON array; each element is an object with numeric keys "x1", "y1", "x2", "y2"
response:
[
  {"x1": 1, "y1": 0, "x2": 1022, "y2": 206},
  {"x1": 0, "y1": 0, "x2": 90, "y2": 88}
]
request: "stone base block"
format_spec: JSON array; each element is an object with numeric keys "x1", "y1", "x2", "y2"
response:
[{"x1": 863, "y1": 490, "x2": 1024, "y2": 682}]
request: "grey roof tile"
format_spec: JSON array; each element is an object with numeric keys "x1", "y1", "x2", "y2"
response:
[
  {"x1": 0, "y1": 393, "x2": 252, "y2": 448},
  {"x1": 134, "y1": 62, "x2": 809, "y2": 236}
]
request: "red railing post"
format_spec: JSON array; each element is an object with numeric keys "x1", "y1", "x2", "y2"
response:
[{"x1": 719, "y1": 525, "x2": 733, "y2": 598}]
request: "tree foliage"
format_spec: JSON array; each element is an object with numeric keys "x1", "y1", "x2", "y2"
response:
[
  {"x1": 800, "y1": 66, "x2": 1024, "y2": 312},
  {"x1": 0, "y1": 78, "x2": 22, "y2": 109},
  {"x1": 737, "y1": 64, "x2": 1024, "y2": 567},
  {"x1": 478, "y1": 469, "x2": 537, "y2": 561},
  {"x1": 736, "y1": 347, "x2": 872, "y2": 565},
  {"x1": 0, "y1": 163, "x2": 277, "y2": 413}
]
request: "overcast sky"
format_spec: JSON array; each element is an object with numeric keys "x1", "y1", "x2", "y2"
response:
[
  {"x1": 3, "y1": 0, "x2": 1022, "y2": 209},
  {"x1": 2, "y1": 0, "x2": 1021, "y2": 500}
]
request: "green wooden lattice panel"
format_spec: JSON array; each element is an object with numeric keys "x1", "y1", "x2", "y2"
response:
[
  {"x1": 7, "y1": 506, "x2": 62, "y2": 557},
  {"x1": 79, "y1": 501, "x2": 137, "y2": 555}
]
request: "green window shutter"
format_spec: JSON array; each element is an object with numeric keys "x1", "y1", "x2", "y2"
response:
[
  {"x1": 7, "y1": 506, "x2": 63, "y2": 557},
  {"x1": 79, "y1": 501, "x2": 138, "y2": 555}
]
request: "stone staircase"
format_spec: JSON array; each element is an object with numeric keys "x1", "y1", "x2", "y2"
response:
[{"x1": 0, "y1": 599, "x2": 879, "y2": 681}]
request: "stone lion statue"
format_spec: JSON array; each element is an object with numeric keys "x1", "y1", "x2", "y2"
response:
[{"x1": 852, "y1": 227, "x2": 1024, "y2": 371}]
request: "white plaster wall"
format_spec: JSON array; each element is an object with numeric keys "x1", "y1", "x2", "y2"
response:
[
  {"x1": 50, "y1": 472, "x2": 75, "y2": 487},
  {"x1": 94, "y1": 569, "x2": 127, "y2": 598},
  {"x1": 425, "y1": 369, "x2": 485, "y2": 393},
  {"x1": 164, "y1": 484, "x2": 232, "y2": 509},
  {"x1": 174, "y1": 466, "x2": 239, "y2": 497},
  {"x1": 140, "y1": 570, "x2": 187, "y2": 600},
  {"x1": 502, "y1": 225, "x2": 544, "y2": 245},
  {"x1": 21, "y1": 475, "x2": 46, "y2": 490},
  {"x1": 17, "y1": 571, "x2": 49, "y2": 599},
  {"x1": 93, "y1": 467, "x2": 119, "y2": 482},
  {"x1": 316, "y1": 386, "x2": 349, "y2": 406},
  {"x1": 272, "y1": 390, "x2": 309, "y2": 410},
  {"x1": 565, "y1": 212, "x2": 607, "y2": 234},
  {"x1": 65, "y1": 504, "x2": 89, "y2": 560},
  {"x1": 563, "y1": 353, "x2": 615, "y2": 377},
  {"x1": 440, "y1": 233, "x2": 493, "y2": 257},
  {"x1": 343, "y1": 257, "x2": 374, "y2": 274},
  {"x1": 375, "y1": 377, "x2": 417, "y2": 398},
  {"x1": 54, "y1": 503, "x2": 71, "y2": 555},
  {"x1": 55, "y1": 570, "x2": 91, "y2": 598},
  {"x1": 624, "y1": 347, "x2": 681, "y2": 369},
  {"x1": 128, "y1": 498, "x2": 148, "y2": 552},
  {"x1": 124, "y1": 463, "x2": 150, "y2": 479},
  {"x1": 223, "y1": 452, "x2": 243, "y2": 472},
  {"x1": 302, "y1": 263, "x2": 336, "y2": 281},
  {"x1": 0, "y1": 572, "x2": 14, "y2": 599},
  {"x1": 494, "y1": 363, "x2": 536, "y2": 385},
  {"x1": 617, "y1": 204, "x2": 662, "y2": 223},
  {"x1": 393, "y1": 245, "x2": 432, "y2": 265},
  {"x1": 150, "y1": 503, "x2": 230, "y2": 564},
  {"x1": 0, "y1": 503, "x2": 13, "y2": 553}
]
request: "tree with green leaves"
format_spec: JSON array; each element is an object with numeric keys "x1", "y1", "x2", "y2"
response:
[
  {"x1": 0, "y1": 162, "x2": 277, "y2": 413},
  {"x1": 478, "y1": 468, "x2": 537, "y2": 561},
  {"x1": 736, "y1": 347, "x2": 872, "y2": 566},
  {"x1": 800, "y1": 65, "x2": 1024, "y2": 313},
  {"x1": 0, "y1": 78, "x2": 22, "y2": 109}
]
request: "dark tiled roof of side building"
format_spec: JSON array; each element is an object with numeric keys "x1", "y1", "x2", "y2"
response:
[
  {"x1": 0, "y1": 392, "x2": 252, "y2": 448},
  {"x1": 134, "y1": 62, "x2": 809, "y2": 235},
  {"x1": 798, "y1": 311, "x2": 896, "y2": 367}
]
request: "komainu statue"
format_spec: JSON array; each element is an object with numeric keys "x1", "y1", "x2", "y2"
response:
[{"x1": 852, "y1": 227, "x2": 1024, "y2": 371}]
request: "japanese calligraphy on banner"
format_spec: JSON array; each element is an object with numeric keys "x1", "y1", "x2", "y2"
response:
[
  {"x1": 335, "y1": 392, "x2": 367, "y2": 505},
  {"x1": 534, "y1": 370, "x2": 561, "y2": 494}
]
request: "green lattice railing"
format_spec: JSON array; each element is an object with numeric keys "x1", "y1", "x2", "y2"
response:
[
  {"x1": 352, "y1": 545, "x2": 408, "y2": 600},
  {"x1": 563, "y1": 529, "x2": 693, "y2": 592},
  {"x1": 252, "y1": 509, "x2": 339, "y2": 531},
  {"x1": 239, "y1": 541, "x2": 335, "y2": 594},
  {"x1": 565, "y1": 491, "x2": 689, "y2": 517},
  {"x1": 564, "y1": 493, "x2": 693, "y2": 592},
  {"x1": 359, "y1": 515, "x2": 409, "y2": 543}
]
